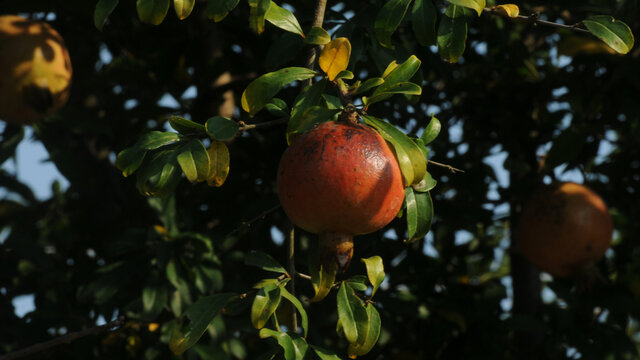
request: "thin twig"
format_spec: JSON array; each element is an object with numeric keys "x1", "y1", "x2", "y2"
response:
[
  {"x1": 296, "y1": 272, "x2": 341, "y2": 289},
  {"x1": 428, "y1": 160, "x2": 464, "y2": 173},
  {"x1": 0, "y1": 317, "x2": 125, "y2": 360},
  {"x1": 225, "y1": 204, "x2": 281, "y2": 238},
  {"x1": 238, "y1": 117, "x2": 289, "y2": 132},
  {"x1": 287, "y1": 223, "x2": 298, "y2": 333},
  {"x1": 483, "y1": 7, "x2": 590, "y2": 34},
  {"x1": 304, "y1": 0, "x2": 329, "y2": 84}
]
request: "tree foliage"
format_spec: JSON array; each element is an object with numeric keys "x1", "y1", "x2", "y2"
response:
[{"x1": 1, "y1": 0, "x2": 640, "y2": 359}]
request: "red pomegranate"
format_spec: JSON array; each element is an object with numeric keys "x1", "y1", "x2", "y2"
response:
[{"x1": 277, "y1": 120, "x2": 405, "y2": 270}]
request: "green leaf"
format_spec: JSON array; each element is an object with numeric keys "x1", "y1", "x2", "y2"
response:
[
  {"x1": 136, "y1": 0, "x2": 170, "y2": 25},
  {"x1": 305, "y1": 27, "x2": 331, "y2": 45},
  {"x1": 372, "y1": 55, "x2": 421, "y2": 97},
  {"x1": 206, "y1": 0, "x2": 240, "y2": 22},
  {"x1": 94, "y1": 0, "x2": 119, "y2": 30},
  {"x1": 583, "y1": 15, "x2": 634, "y2": 55},
  {"x1": 242, "y1": 67, "x2": 317, "y2": 116},
  {"x1": 287, "y1": 106, "x2": 340, "y2": 144},
  {"x1": 265, "y1": 1, "x2": 304, "y2": 37},
  {"x1": 411, "y1": 0, "x2": 437, "y2": 46},
  {"x1": 374, "y1": 0, "x2": 412, "y2": 48},
  {"x1": 251, "y1": 283, "x2": 282, "y2": 329},
  {"x1": 265, "y1": 98, "x2": 289, "y2": 117},
  {"x1": 335, "y1": 70, "x2": 354, "y2": 80},
  {"x1": 412, "y1": 171, "x2": 437, "y2": 192},
  {"x1": 446, "y1": 0, "x2": 485, "y2": 16},
  {"x1": 405, "y1": 188, "x2": 434, "y2": 242},
  {"x1": 309, "y1": 256, "x2": 337, "y2": 303},
  {"x1": 437, "y1": 5, "x2": 468, "y2": 63},
  {"x1": 258, "y1": 329, "x2": 295, "y2": 360},
  {"x1": 290, "y1": 334, "x2": 310, "y2": 359},
  {"x1": 177, "y1": 140, "x2": 210, "y2": 183},
  {"x1": 348, "y1": 304, "x2": 381, "y2": 357},
  {"x1": 173, "y1": 0, "x2": 195, "y2": 20},
  {"x1": 421, "y1": 114, "x2": 441, "y2": 144},
  {"x1": 169, "y1": 293, "x2": 235, "y2": 355},
  {"x1": 245, "y1": 250, "x2": 288, "y2": 274},
  {"x1": 168, "y1": 116, "x2": 206, "y2": 134},
  {"x1": 346, "y1": 275, "x2": 369, "y2": 291},
  {"x1": 287, "y1": 79, "x2": 327, "y2": 144},
  {"x1": 311, "y1": 345, "x2": 341, "y2": 360},
  {"x1": 136, "y1": 149, "x2": 183, "y2": 197},
  {"x1": 142, "y1": 285, "x2": 168, "y2": 321},
  {"x1": 355, "y1": 77, "x2": 385, "y2": 95},
  {"x1": 136, "y1": 131, "x2": 182, "y2": 150},
  {"x1": 248, "y1": 0, "x2": 271, "y2": 34},
  {"x1": 361, "y1": 115, "x2": 426, "y2": 187},
  {"x1": 279, "y1": 286, "x2": 309, "y2": 338},
  {"x1": 336, "y1": 283, "x2": 358, "y2": 343},
  {"x1": 364, "y1": 82, "x2": 422, "y2": 105},
  {"x1": 361, "y1": 256, "x2": 385, "y2": 297},
  {"x1": 205, "y1": 116, "x2": 239, "y2": 141},
  {"x1": 116, "y1": 147, "x2": 146, "y2": 177}
]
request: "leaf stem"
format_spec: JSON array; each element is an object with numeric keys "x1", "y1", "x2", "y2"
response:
[
  {"x1": 483, "y1": 7, "x2": 590, "y2": 34},
  {"x1": 428, "y1": 160, "x2": 464, "y2": 173},
  {"x1": 237, "y1": 117, "x2": 289, "y2": 132},
  {"x1": 287, "y1": 223, "x2": 298, "y2": 333}
]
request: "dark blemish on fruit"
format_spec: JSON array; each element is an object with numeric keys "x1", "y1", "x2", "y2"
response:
[
  {"x1": 345, "y1": 129, "x2": 355, "y2": 140},
  {"x1": 303, "y1": 142, "x2": 319, "y2": 157},
  {"x1": 319, "y1": 133, "x2": 330, "y2": 159}
]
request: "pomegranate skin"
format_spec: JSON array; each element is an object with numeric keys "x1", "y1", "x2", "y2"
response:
[{"x1": 277, "y1": 121, "x2": 405, "y2": 236}]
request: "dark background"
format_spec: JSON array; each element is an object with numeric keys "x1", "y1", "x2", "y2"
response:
[{"x1": 1, "y1": 0, "x2": 640, "y2": 359}]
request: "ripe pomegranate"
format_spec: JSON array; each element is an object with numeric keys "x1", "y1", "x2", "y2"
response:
[
  {"x1": 277, "y1": 120, "x2": 405, "y2": 271},
  {"x1": 0, "y1": 15, "x2": 72, "y2": 124},
  {"x1": 516, "y1": 182, "x2": 613, "y2": 277}
]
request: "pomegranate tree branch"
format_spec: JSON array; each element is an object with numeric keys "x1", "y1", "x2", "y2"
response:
[
  {"x1": 288, "y1": 223, "x2": 298, "y2": 333},
  {"x1": 304, "y1": 0, "x2": 328, "y2": 83},
  {"x1": 428, "y1": 160, "x2": 464, "y2": 173},
  {"x1": 225, "y1": 204, "x2": 281, "y2": 238},
  {"x1": 238, "y1": 117, "x2": 289, "y2": 132},
  {"x1": 0, "y1": 317, "x2": 125, "y2": 360},
  {"x1": 483, "y1": 7, "x2": 590, "y2": 34}
]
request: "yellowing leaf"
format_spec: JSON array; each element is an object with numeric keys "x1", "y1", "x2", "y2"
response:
[
  {"x1": 319, "y1": 37, "x2": 351, "y2": 81},
  {"x1": 207, "y1": 140, "x2": 230, "y2": 187},
  {"x1": 494, "y1": 4, "x2": 519, "y2": 17}
]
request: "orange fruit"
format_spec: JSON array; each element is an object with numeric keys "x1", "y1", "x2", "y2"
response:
[
  {"x1": 516, "y1": 182, "x2": 613, "y2": 277},
  {"x1": 0, "y1": 15, "x2": 72, "y2": 124}
]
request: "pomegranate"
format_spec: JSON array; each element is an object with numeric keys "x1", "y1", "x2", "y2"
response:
[
  {"x1": 277, "y1": 120, "x2": 405, "y2": 271},
  {"x1": 516, "y1": 182, "x2": 613, "y2": 277},
  {"x1": 0, "y1": 15, "x2": 72, "y2": 124}
]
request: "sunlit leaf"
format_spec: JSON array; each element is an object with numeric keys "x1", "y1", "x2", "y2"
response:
[
  {"x1": 583, "y1": 15, "x2": 634, "y2": 55},
  {"x1": 346, "y1": 275, "x2": 369, "y2": 292},
  {"x1": 374, "y1": 0, "x2": 412, "y2": 48},
  {"x1": 336, "y1": 283, "x2": 358, "y2": 343},
  {"x1": 411, "y1": 0, "x2": 437, "y2": 46},
  {"x1": 258, "y1": 329, "x2": 295, "y2": 360},
  {"x1": 305, "y1": 26, "x2": 331, "y2": 45},
  {"x1": 265, "y1": 1, "x2": 304, "y2": 37},
  {"x1": 168, "y1": 116, "x2": 206, "y2": 134},
  {"x1": 446, "y1": 0, "x2": 485, "y2": 16},
  {"x1": 437, "y1": 5, "x2": 468, "y2": 63},
  {"x1": 136, "y1": 149, "x2": 183, "y2": 197},
  {"x1": 206, "y1": 140, "x2": 230, "y2": 187},
  {"x1": 287, "y1": 79, "x2": 327, "y2": 144},
  {"x1": 280, "y1": 286, "x2": 309, "y2": 338},
  {"x1": 169, "y1": 293, "x2": 235, "y2": 354},
  {"x1": 349, "y1": 304, "x2": 381, "y2": 357},
  {"x1": 364, "y1": 82, "x2": 422, "y2": 105},
  {"x1": 249, "y1": 0, "x2": 271, "y2": 34},
  {"x1": 494, "y1": 4, "x2": 519, "y2": 17},
  {"x1": 361, "y1": 256, "x2": 385, "y2": 297},
  {"x1": 287, "y1": 106, "x2": 340, "y2": 144},
  {"x1": 94, "y1": 0, "x2": 119, "y2": 30},
  {"x1": 355, "y1": 77, "x2": 384, "y2": 95},
  {"x1": 311, "y1": 345, "x2": 341, "y2": 360},
  {"x1": 173, "y1": 0, "x2": 195, "y2": 20},
  {"x1": 244, "y1": 250, "x2": 288, "y2": 274},
  {"x1": 373, "y1": 56, "x2": 421, "y2": 97},
  {"x1": 251, "y1": 283, "x2": 282, "y2": 329},
  {"x1": 207, "y1": 0, "x2": 240, "y2": 22},
  {"x1": 310, "y1": 261, "x2": 337, "y2": 303},
  {"x1": 319, "y1": 37, "x2": 351, "y2": 81},
  {"x1": 405, "y1": 188, "x2": 434, "y2": 242},
  {"x1": 137, "y1": 0, "x2": 170, "y2": 25},
  {"x1": 116, "y1": 147, "x2": 146, "y2": 177},
  {"x1": 361, "y1": 115, "x2": 426, "y2": 187},
  {"x1": 412, "y1": 171, "x2": 437, "y2": 192},
  {"x1": 136, "y1": 131, "x2": 182, "y2": 150},
  {"x1": 205, "y1": 116, "x2": 238, "y2": 141},
  {"x1": 242, "y1": 67, "x2": 317, "y2": 116},
  {"x1": 177, "y1": 140, "x2": 210, "y2": 183},
  {"x1": 421, "y1": 114, "x2": 441, "y2": 144}
]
